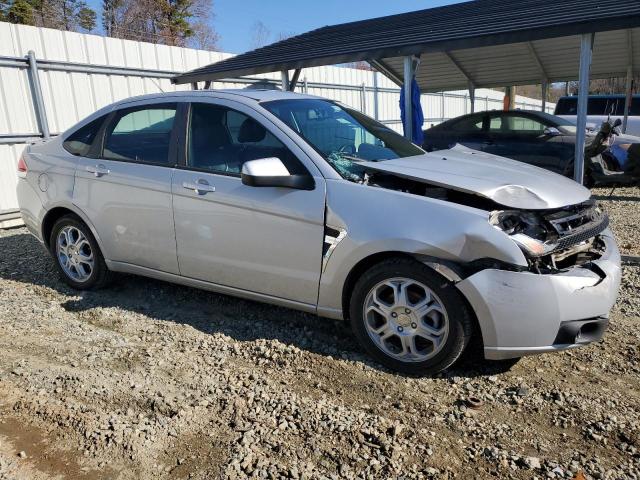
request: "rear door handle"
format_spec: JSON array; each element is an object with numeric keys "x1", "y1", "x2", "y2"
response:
[
  {"x1": 86, "y1": 164, "x2": 110, "y2": 177},
  {"x1": 183, "y1": 179, "x2": 216, "y2": 194}
]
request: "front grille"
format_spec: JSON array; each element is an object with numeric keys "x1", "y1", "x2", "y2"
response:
[
  {"x1": 544, "y1": 202, "x2": 609, "y2": 254},
  {"x1": 551, "y1": 215, "x2": 609, "y2": 253}
]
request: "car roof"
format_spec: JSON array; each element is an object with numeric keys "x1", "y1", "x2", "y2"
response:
[
  {"x1": 557, "y1": 94, "x2": 640, "y2": 100},
  {"x1": 112, "y1": 88, "x2": 321, "y2": 108},
  {"x1": 426, "y1": 109, "x2": 565, "y2": 131}
]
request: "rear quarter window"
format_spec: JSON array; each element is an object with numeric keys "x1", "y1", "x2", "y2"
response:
[{"x1": 63, "y1": 116, "x2": 105, "y2": 156}]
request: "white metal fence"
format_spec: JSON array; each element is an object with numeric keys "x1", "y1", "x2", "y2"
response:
[{"x1": 0, "y1": 22, "x2": 554, "y2": 226}]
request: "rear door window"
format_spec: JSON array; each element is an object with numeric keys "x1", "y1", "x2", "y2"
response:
[
  {"x1": 102, "y1": 104, "x2": 177, "y2": 165},
  {"x1": 450, "y1": 115, "x2": 485, "y2": 132},
  {"x1": 503, "y1": 115, "x2": 546, "y2": 134},
  {"x1": 63, "y1": 116, "x2": 106, "y2": 156}
]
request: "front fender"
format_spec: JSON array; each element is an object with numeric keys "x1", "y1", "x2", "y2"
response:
[{"x1": 317, "y1": 180, "x2": 526, "y2": 317}]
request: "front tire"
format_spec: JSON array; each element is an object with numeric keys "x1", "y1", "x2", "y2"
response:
[
  {"x1": 49, "y1": 215, "x2": 112, "y2": 290},
  {"x1": 350, "y1": 257, "x2": 474, "y2": 375}
]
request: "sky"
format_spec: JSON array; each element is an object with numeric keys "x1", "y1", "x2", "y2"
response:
[{"x1": 85, "y1": 0, "x2": 465, "y2": 54}]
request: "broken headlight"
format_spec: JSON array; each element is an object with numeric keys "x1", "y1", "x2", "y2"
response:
[{"x1": 489, "y1": 210, "x2": 555, "y2": 257}]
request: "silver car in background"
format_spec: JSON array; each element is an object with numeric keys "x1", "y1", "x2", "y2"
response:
[{"x1": 16, "y1": 90, "x2": 621, "y2": 374}]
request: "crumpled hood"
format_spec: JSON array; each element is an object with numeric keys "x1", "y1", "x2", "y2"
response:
[{"x1": 360, "y1": 144, "x2": 591, "y2": 210}]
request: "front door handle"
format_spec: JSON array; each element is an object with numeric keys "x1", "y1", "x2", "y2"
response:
[
  {"x1": 183, "y1": 179, "x2": 216, "y2": 194},
  {"x1": 86, "y1": 164, "x2": 110, "y2": 177}
]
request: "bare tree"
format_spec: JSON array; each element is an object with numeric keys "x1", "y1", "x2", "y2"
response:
[
  {"x1": 274, "y1": 30, "x2": 294, "y2": 42},
  {"x1": 189, "y1": 18, "x2": 219, "y2": 50},
  {"x1": 186, "y1": 0, "x2": 218, "y2": 50},
  {"x1": 250, "y1": 20, "x2": 271, "y2": 49}
]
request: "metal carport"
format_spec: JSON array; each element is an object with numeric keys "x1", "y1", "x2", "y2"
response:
[{"x1": 172, "y1": 0, "x2": 640, "y2": 184}]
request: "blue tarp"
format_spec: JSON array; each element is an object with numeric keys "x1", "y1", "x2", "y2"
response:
[{"x1": 400, "y1": 78, "x2": 425, "y2": 145}]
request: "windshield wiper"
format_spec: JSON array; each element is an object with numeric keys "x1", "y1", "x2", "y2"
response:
[{"x1": 339, "y1": 154, "x2": 365, "y2": 162}]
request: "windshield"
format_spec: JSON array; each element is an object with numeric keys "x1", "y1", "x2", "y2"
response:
[
  {"x1": 262, "y1": 98, "x2": 424, "y2": 181},
  {"x1": 538, "y1": 112, "x2": 577, "y2": 134}
]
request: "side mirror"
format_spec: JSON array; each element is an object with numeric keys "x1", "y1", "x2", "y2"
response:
[
  {"x1": 613, "y1": 118, "x2": 622, "y2": 128},
  {"x1": 241, "y1": 157, "x2": 314, "y2": 190},
  {"x1": 543, "y1": 127, "x2": 561, "y2": 136}
]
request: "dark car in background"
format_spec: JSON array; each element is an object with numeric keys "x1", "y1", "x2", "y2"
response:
[{"x1": 422, "y1": 110, "x2": 579, "y2": 175}]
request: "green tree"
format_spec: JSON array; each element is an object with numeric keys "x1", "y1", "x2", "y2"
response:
[
  {"x1": 6, "y1": 0, "x2": 35, "y2": 25},
  {"x1": 158, "y1": 0, "x2": 195, "y2": 46},
  {"x1": 76, "y1": 4, "x2": 95, "y2": 30},
  {"x1": 1, "y1": 0, "x2": 96, "y2": 31}
]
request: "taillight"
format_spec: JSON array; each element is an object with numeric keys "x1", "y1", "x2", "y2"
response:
[{"x1": 17, "y1": 154, "x2": 27, "y2": 177}]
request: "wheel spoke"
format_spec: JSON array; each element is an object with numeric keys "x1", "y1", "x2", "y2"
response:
[
  {"x1": 393, "y1": 280, "x2": 410, "y2": 307},
  {"x1": 415, "y1": 302, "x2": 444, "y2": 319},
  {"x1": 372, "y1": 289, "x2": 393, "y2": 313},
  {"x1": 76, "y1": 262, "x2": 90, "y2": 278},
  {"x1": 379, "y1": 330, "x2": 395, "y2": 342},
  {"x1": 417, "y1": 323, "x2": 446, "y2": 343},
  {"x1": 77, "y1": 250, "x2": 94, "y2": 263},
  {"x1": 369, "y1": 320, "x2": 390, "y2": 335},
  {"x1": 367, "y1": 302, "x2": 389, "y2": 318},
  {"x1": 400, "y1": 335, "x2": 415, "y2": 355}
]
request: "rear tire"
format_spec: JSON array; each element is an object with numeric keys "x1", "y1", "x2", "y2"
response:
[
  {"x1": 349, "y1": 257, "x2": 474, "y2": 375},
  {"x1": 49, "y1": 215, "x2": 112, "y2": 290}
]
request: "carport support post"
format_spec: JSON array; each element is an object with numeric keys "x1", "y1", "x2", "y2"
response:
[
  {"x1": 403, "y1": 56, "x2": 413, "y2": 141},
  {"x1": 541, "y1": 81, "x2": 547, "y2": 112},
  {"x1": 281, "y1": 70, "x2": 290, "y2": 91},
  {"x1": 623, "y1": 66, "x2": 632, "y2": 133},
  {"x1": 622, "y1": 30, "x2": 634, "y2": 134},
  {"x1": 468, "y1": 82, "x2": 476, "y2": 113},
  {"x1": 574, "y1": 33, "x2": 594, "y2": 184}
]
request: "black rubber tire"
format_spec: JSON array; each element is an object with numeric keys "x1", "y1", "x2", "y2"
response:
[
  {"x1": 349, "y1": 257, "x2": 475, "y2": 375},
  {"x1": 49, "y1": 214, "x2": 113, "y2": 290}
]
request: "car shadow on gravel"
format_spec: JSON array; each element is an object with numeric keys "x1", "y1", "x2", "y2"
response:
[
  {"x1": 592, "y1": 194, "x2": 640, "y2": 202},
  {"x1": 1, "y1": 231, "x2": 513, "y2": 379}
]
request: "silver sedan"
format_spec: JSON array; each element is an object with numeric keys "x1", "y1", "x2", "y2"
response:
[{"x1": 16, "y1": 89, "x2": 621, "y2": 374}]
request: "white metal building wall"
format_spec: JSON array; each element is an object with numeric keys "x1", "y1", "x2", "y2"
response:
[{"x1": 0, "y1": 22, "x2": 554, "y2": 225}]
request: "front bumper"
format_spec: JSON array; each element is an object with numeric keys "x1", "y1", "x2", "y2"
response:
[{"x1": 456, "y1": 229, "x2": 621, "y2": 360}]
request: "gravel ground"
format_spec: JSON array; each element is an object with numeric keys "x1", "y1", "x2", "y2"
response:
[
  {"x1": 593, "y1": 186, "x2": 640, "y2": 256},
  {"x1": 0, "y1": 189, "x2": 639, "y2": 480}
]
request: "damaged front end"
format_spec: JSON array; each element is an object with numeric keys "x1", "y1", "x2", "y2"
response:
[
  {"x1": 488, "y1": 200, "x2": 610, "y2": 274},
  {"x1": 360, "y1": 166, "x2": 611, "y2": 275},
  {"x1": 354, "y1": 168, "x2": 621, "y2": 359},
  {"x1": 456, "y1": 199, "x2": 620, "y2": 360}
]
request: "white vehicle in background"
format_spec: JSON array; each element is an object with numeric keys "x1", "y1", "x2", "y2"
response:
[{"x1": 554, "y1": 94, "x2": 640, "y2": 136}]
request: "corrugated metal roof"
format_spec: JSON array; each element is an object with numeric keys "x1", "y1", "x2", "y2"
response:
[{"x1": 173, "y1": 0, "x2": 640, "y2": 90}]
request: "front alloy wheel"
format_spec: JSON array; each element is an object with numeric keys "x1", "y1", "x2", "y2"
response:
[
  {"x1": 350, "y1": 258, "x2": 474, "y2": 375},
  {"x1": 363, "y1": 278, "x2": 449, "y2": 362}
]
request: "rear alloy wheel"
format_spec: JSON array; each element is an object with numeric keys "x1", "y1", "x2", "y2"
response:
[
  {"x1": 50, "y1": 215, "x2": 112, "y2": 290},
  {"x1": 350, "y1": 258, "x2": 474, "y2": 375},
  {"x1": 56, "y1": 225, "x2": 95, "y2": 283}
]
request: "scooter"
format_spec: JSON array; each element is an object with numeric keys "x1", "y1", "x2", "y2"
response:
[{"x1": 583, "y1": 117, "x2": 640, "y2": 187}]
